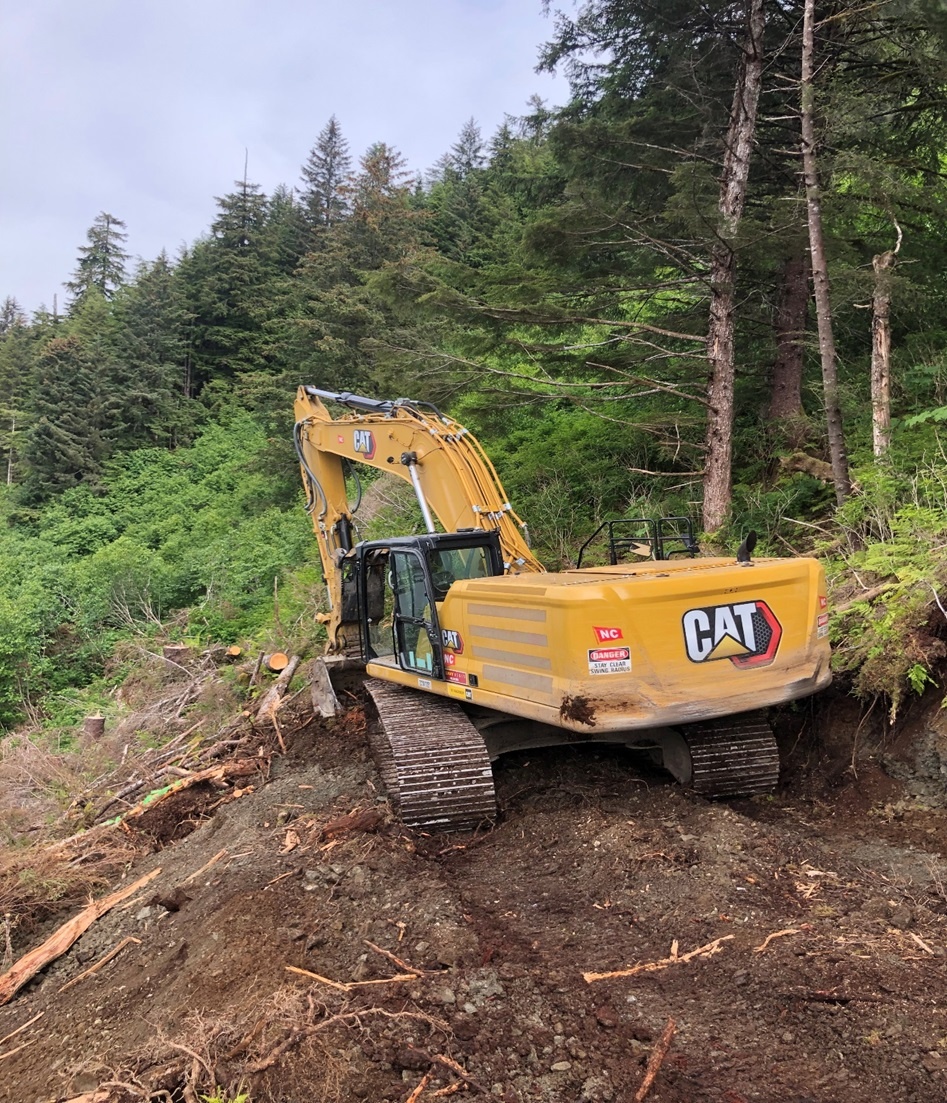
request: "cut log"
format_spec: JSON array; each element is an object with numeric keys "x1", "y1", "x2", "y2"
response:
[
  {"x1": 266, "y1": 651, "x2": 289, "y2": 673},
  {"x1": 257, "y1": 655, "x2": 302, "y2": 723},
  {"x1": 310, "y1": 656, "x2": 339, "y2": 718}
]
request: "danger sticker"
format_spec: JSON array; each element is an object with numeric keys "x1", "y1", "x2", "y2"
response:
[
  {"x1": 588, "y1": 646, "x2": 631, "y2": 675},
  {"x1": 447, "y1": 669, "x2": 468, "y2": 685},
  {"x1": 817, "y1": 612, "x2": 829, "y2": 638}
]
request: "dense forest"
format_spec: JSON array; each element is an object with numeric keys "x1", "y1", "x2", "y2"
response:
[{"x1": 2, "y1": 0, "x2": 947, "y2": 730}]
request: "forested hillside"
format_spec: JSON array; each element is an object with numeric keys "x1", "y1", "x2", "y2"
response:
[{"x1": 3, "y1": 0, "x2": 947, "y2": 730}]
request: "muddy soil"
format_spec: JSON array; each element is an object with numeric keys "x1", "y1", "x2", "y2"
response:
[{"x1": 3, "y1": 688, "x2": 947, "y2": 1103}]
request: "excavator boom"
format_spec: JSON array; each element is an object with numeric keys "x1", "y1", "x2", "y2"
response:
[{"x1": 294, "y1": 386, "x2": 542, "y2": 650}]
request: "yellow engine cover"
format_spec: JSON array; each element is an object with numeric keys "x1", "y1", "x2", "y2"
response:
[{"x1": 368, "y1": 556, "x2": 831, "y2": 732}]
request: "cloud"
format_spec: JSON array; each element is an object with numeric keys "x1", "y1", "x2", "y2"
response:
[{"x1": 0, "y1": 0, "x2": 567, "y2": 312}]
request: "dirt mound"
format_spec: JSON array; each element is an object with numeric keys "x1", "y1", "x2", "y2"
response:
[{"x1": 2, "y1": 691, "x2": 947, "y2": 1103}]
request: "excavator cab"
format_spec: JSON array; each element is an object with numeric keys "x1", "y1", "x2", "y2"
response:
[{"x1": 355, "y1": 531, "x2": 503, "y2": 677}]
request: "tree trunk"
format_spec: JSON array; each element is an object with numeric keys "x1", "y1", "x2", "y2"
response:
[
  {"x1": 768, "y1": 248, "x2": 810, "y2": 437},
  {"x1": 801, "y1": 0, "x2": 852, "y2": 504},
  {"x1": 870, "y1": 238, "x2": 898, "y2": 458},
  {"x1": 702, "y1": 0, "x2": 766, "y2": 534}
]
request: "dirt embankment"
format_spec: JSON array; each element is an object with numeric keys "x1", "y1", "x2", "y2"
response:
[{"x1": 3, "y1": 685, "x2": 947, "y2": 1103}]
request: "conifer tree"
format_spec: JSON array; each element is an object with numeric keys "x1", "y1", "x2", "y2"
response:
[
  {"x1": 66, "y1": 212, "x2": 129, "y2": 305},
  {"x1": 19, "y1": 335, "x2": 109, "y2": 501},
  {"x1": 300, "y1": 116, "x2": 352, "y2": 233}
]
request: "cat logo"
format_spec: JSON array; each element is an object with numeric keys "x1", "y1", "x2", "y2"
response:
[
  {"x1": 682, "y1": 600, "x2": 782, "y2": 668},
  {"x1": 441, "y1": 629, "x2": 463, "y2": 654},
  {"x1": 353, "y1": 429, "x2": 376, "y2": 460}
]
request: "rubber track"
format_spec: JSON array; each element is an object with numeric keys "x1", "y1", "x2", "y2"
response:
[
  {"x1": 683, "y1": 712, "x2": 780, "y2": 798},
  {"x1": 364, "y1": 679, "x2": 497, "y2": 831}
]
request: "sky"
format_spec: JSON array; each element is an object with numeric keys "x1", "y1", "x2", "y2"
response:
[{"x1": 1, "y1": 0, "x2": 569, "y2": 315}]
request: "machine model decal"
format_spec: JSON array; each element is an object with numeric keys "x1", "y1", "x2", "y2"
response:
[
  {"x1": 593, "y1": 626, "x2": 624, "y2": 643},
  {"x1": 588, "y1": 646, "x2": 632, "y2": 675},
  {"x1": 442, "y1": 629, "x2": 464, "y2": 653},
  {"x1": 447, "y1": 669, "x2": 468, "y2": 685},
  {"x1": 682, "y1": 600, "x2": 782, "y2": 668},
  {"x1": 353, "y1": 429, "x2": 376, "y2": 460}
]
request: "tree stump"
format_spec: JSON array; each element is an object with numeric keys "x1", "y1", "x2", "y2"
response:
[{"x1": 83, "y1": 716, "x2": 105, "y2": 740}]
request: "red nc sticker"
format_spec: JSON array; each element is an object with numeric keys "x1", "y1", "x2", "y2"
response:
[{"x1": 593, "y1": 626, "x2": 624, "y2": 643}]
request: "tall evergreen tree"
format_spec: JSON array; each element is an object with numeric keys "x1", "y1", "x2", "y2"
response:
[
  {"x1": 19, "y1": 335, "x2": 110, "y2": 501},
  {"x1": 65, "y1": 212, "x2": 129, "y2": 305},
  {"x1": 299, "y1": 116, "x2": 352, "y2": 234},
  {"x1": 113, "y1": 252, "x2": 195, "y2": 447}
]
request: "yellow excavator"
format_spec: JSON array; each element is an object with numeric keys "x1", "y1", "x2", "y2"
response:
[{"x1": 294, "y1": 386, "x2": 832, "y2": 830}]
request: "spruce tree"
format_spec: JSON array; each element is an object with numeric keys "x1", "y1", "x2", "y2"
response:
[
  {"x1": 300, "y1": 116, "x2": 352, "y2": 234},
  {"x1": 19, "y1": 335, "x2": 109, "y2": 501},
  {"x1": 66, "y1": 212, "x2": 130, "y2": 305}
]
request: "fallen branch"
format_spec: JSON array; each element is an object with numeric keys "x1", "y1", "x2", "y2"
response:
[
  {"x1": 181, "y1": 849, "x2": 229, "y2": 886},
  {"x1": 58, "y1": 936, "x2": 141, "y2": 993},
  {"x1": 0, "y1": 1038, "x2": 35, "y2": 1061},
  {"x1": 754, "y1": 928, "x2": 802, "y2": 953},
  {"x1": 405, "y1": 1070, "x2": 434, "y2": 1103},
  {"x1": 583, "y1": 936, "x2": 734, "y2": 983},
  {"x1": 364, "y1": 939, "x2": 427, "y2": 975},
  {"x1": 0, "y1": 1011, "x2": 44, "y2": 1048},
  {"x1": 284, "y1": 964, "x2": 418, "y2": 991},
  {"x1": 285, "y1": 965, "x2": 349, "y2": 992},
  {"x1": 634, "y1": 1017, "x2": 676, "y2": 1102},
  {"x1": 121, "y1": 761, "x2": 260, "y2": 823},
  {"x1": 0, "y1": 868, "x2": 161, "y2": 1005}
]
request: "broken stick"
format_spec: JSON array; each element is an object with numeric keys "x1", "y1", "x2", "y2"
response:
[
  {"x1": 633, "y1": 1017, "x2": 676, "y2": 1102},
  {"x1": 0, "y1": 868, "x2": 161, "y2": 1006},
  {"x1": 754, "y1": 928, "x2": 802, "y2": 953},
  {"x1": 583, "y1": 936, "x2": 734, "y2": 983},
  {"x1": 58, "y1": 936, "x2": 141, "y2": 993}
]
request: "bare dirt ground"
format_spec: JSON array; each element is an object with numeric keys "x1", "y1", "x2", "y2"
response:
[{"x1": 3, "y1": 679, "x2": 947, "y2": 1103}]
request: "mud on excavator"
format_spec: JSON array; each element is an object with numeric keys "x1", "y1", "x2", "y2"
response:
[{"x1": 293, "y1": 386, "x2": 832, "y2": 831}]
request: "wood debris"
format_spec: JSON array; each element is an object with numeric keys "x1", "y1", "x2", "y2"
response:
[
  {"x1": 583, "y1": 936, "x2": 734, "y2": 983},
  {"x1": 908, "y1": 932, "x2": 935, "y2": 955},
  {"x1": 634, "y1": 1017, "x2": 676, "y2": 1102},
  {"x1": 58, "y1": 936, "x2": 141, "y2": 993},
  {"x1": 285, "y1": 964, "x2": 419, "y2": 991},
  {"x1": 0, "y1": 868, "x2": 160, "y2": 1006},
  {"x1": 321, "y1": 807, "x2": 385, "y2": 840},
  {"x1": 0, "y1": 1011, "x2": 44, "y2": 1049},
  {"x1": 754, "y1": 928, "x2": 802, "y2": 953},
  {"x1": 181, "y1": 848, "x2": 229, "y2": 885},
  {"x1": 257, "y1": 655, "x2": 302, "y2": 724},
  {"x1": 405, "y1": 1069, "x2": 434, "y2": 1103}
]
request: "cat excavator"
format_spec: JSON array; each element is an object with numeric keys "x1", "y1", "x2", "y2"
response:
[{"x1": 294, "y1": 386, "x2": 832, "y2": 830}]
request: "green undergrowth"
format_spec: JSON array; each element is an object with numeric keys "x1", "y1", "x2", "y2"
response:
[{"x1": 0, "y1": 411, "x2": 316, "y2": 730}]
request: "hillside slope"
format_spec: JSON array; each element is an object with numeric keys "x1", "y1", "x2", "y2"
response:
[{"x1": 2, "y1": 680, "x2": 947, "y2": 1103}]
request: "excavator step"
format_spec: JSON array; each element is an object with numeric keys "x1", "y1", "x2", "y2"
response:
[
  {"x1": 682, "y1": 712, "x2": 780, "y2": 798},
  {"x1": 364, "y1": 679, "x2": 497, "y2": 831}
]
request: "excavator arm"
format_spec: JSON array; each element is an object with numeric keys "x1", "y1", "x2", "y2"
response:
[{"x1": 293, "y1": 386, "x2": 543, "y2": 650}]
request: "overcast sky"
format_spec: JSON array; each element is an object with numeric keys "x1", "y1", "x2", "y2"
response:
[{"x1": 1, "y1": 0, "x2": 569, "y2": 315}]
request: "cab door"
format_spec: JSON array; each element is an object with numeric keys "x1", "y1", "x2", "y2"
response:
[{"x1": 387, "y1": 549, "x2": 443, "y2": 677}]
